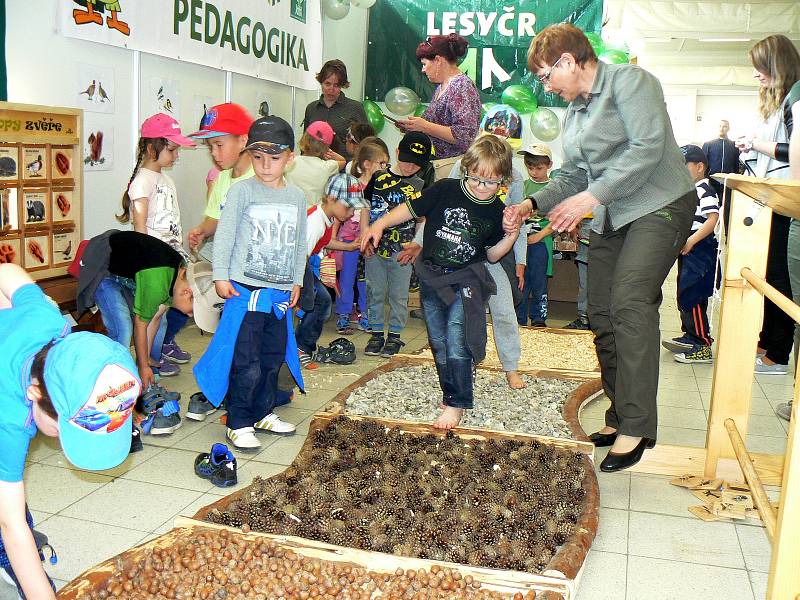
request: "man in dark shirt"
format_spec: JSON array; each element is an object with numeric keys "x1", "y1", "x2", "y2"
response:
[{"x1": 702, "y1": 120, "x2": 740, "y2": 229}]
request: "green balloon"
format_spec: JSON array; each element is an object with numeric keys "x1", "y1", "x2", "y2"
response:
[
  {"x1": 529, "y1": 107, "x2": 560, "y2": 142},
  {"x1": 414, "y1": 104, "x2": 427, "y2": 117},
  {"x1": 599, "y1": 49, "x2": 629, "y2": 64},
  {"x1": 501, "y1": 85, "x2": 538, "y2": 114},
  {"x1": 363, "y1": 99, "x2": 385, "y2": 134},
  {"x1": 585, "y1": 32, "x2": 605, "y2": 55}
]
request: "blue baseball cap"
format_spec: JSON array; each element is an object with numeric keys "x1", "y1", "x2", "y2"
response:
[{"x1": 44, "y1": 333, "x2": 142, "y2": 471}]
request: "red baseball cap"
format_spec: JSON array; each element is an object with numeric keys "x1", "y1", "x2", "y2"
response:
[
  {"x1": 307, "y1": 121, "x2": 335, "y2": 146},
  {"x1": 190, "y1": 103, "x2": 254, "y2": 138},
  {"x1": 140, "y1": 113, "x2": 196, "y2": 147}
]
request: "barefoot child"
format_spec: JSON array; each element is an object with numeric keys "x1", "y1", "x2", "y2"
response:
[{"x1": 362, "y1": 135, "x2": 520, "y2": 429}]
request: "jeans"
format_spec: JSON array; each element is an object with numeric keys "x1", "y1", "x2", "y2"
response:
[
  {"x1": 335, "y1": 249, "x2": 366, "y2": 316},
  {"x1": 517, "y1": 242, "x2": 549, "y2": 324},
  {"x1": 365, "y1": 254, "x2": 412, "y2": 334},
  {"x1": 295, "y1": 275, "x2": 332, "y2": 354},
  {"x1": 588, "y1": 192, "x2": 694, "y2": 439},
  {"x1": 164, "y1": 307, "x2": 189, "y2": 345},
  {"x1": 420, "y1": 279, "x2": 474, "y2": 409},
  {"x1": 227, "y1": 310, "x2": 287, "y2": 429},
  {"x1": 94, "y1": 275, "x2": 167, "y2": 365}
]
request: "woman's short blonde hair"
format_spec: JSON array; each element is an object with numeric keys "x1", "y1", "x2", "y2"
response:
[
  {"x1": 461, "y1": 135, "x2": 513, "y2": 180},
  {"x1": 299, "y1": 131, "x2": 329, "y2": 158}
]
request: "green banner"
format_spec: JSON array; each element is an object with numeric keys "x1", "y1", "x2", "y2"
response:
[{"x1": 365, "y1": 0, "x2": 602, "y2": 108}]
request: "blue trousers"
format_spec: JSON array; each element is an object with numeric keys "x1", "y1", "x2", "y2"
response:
[
  {"x1": 164, "y1": 307, "x2": 188, "y2": 345},
  {"x1": 295, "y1": 275, "x2": 332, "y2": 354},
  {"x1": 335, "y1": 249, "x2": 366, "y2": 316},
  {"x1": 227, "y1": 310, "x2": 287, "y2": 429},
  {"x1": 420, "y1": 280, "x2": 473, "y2": 409},
  {"x1": 93, "y1": 275, "x2": 167, "y2": 366},
  {"x1": 517, "y1": 242, "x2": 549, "y2": 325}
]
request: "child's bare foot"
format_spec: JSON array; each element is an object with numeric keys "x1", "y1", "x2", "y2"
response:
[
  {"x1": 433, "y1": 406, "x2": 464, "y2": 429},
  {"x1": 505, "y1": 371, "x2": 525, "y2": 389}
]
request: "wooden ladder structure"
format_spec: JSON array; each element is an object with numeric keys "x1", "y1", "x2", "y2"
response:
[{"x1": 627, "y1": 174, "x2": 800, "y2": 599}]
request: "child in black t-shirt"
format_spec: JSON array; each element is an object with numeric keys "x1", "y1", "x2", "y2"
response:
[{"x1": 362, "y1": 136, "x2": 520, "y2": 429}]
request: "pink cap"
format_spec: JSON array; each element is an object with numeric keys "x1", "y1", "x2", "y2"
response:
[
  {"x1": 307, "y1": 121, "x2": 335, "y2": 146},
  {"x1": 141, "y1": 113, "x2": 196, "y2": 147}
]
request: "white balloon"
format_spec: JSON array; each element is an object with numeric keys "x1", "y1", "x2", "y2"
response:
[
  {"x1": 351, "y1": 0, "x2": 376, "y2": 7},
  {"x1": 323, "y1": 0, "x2": 350, "y2": 20},
  {"x1": 385, "y1": 86, "x2": 420, "y2": 116}
]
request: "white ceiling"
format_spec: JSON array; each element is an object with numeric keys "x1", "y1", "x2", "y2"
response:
[{"x1": 603, "y1": 0, "x2": 800, "y2": 90}]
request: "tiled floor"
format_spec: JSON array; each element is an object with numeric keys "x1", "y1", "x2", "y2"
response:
[{"x1": 4, "y1": 272, "x2": 790, "y2": 599}]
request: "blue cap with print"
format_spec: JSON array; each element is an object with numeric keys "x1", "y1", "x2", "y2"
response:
[{"x1": 44, "y1": 332, "x2": 142, "y2": 471}]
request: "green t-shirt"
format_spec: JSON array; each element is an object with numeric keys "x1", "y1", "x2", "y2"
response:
[
  {"x1": 523, "y1": 178, "x2": 553, "y2": 276},
  {"x1": 204, "y1": 165, "x2": 256, "y2": 220}
]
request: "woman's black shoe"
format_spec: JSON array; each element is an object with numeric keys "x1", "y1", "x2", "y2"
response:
[
  {"x1": 600, "y1": 437, "x2": 655, "y2": 472},
  {"x1": 589, "y1": 431, "x2": 617, "y2": 447}
]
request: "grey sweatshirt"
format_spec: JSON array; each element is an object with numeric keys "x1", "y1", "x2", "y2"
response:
[
  {"x1": 532, "y1": 62, "x2": 694, "y2": 233},
  {"x1": 212, "y1": 177, "x2": 307, "y2": 290}
]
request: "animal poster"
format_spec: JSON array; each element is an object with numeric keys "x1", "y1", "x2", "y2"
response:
[
  {"x1": 0, "y1": 187, "x2": 19, "y2": 231},
  {"x1": 148, "y1": 77, "x2": 180, "y2": 120},
  {"x1": 52, "y1": 230, "x2": 78, "y2": 265},
  {"x1": 24, "y1": 234, "x2": 50, "y2": 270},
  {"x1": 0, "y1": 238, "x2": 22, "y2": 266},
  {"x1": 23, "y1": 147, "x2": 48, "y2": 181},
  {"x1": 22, "y1": 190, "x2": 49, "y2": 226},
  {"x1": 76, "y1": 63, "x2": 115, "y2": 114},
  {"x1": 51, "y1": 147, "x2": 74, "y2": 180},
  {"x1": 83, "y1": 113, "x2": 114, "y2": 171},
  {"x1": 52, "y1": 188, "x2": 75, "y2": 222},
  {"x1": 0, "y1": 146, "x2": 19, "y2": 182}
]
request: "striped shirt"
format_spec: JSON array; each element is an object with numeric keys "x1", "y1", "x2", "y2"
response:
[{"x1": 692, "y1": 179, "x2": 720, "y2": 232}]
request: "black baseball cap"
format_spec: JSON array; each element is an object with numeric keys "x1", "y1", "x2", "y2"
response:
[
  {"x1": 246, "y1": 116, "x2": 295, "y2": 154},
  {"x1": 398, "y1": 132, "x2": 432, "y2": 168},
  {"x1": 680, "y1": 144, "x2": 707, "y2": 164}
]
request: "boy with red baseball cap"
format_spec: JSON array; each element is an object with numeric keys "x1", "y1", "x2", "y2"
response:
[
  {"x1": 187, "y1": 103, "x2": 255, "y2": 261},
  {"x1": 0, "y1": 263, "x2": 142, "y2": 599}
]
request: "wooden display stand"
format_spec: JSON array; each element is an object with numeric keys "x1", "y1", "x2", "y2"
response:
[
  {"x1": 0, "y1": 102, "x2": 83, "y2": 280},
  {"x1": 628, "y1": 174, "x2": 800, "y2": 599}
]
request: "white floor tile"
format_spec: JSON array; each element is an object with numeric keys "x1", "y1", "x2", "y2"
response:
[
  {"x1": 745, "y1": 434, "x2": 787, "y2": 455},
  {"x1": 36, "y1": 515, "x2": 148, "y2": 581},
  {"x1": 735, "y1": 524, "x2": 772, "y2": 573},
  {"x1": 629, "y1": 474, "x2": 696, "y2": 518},
  {"x1": 575, "y1": 550, "x2": 627, "y2": 600},
  {"x1": 593, "y1": 508, "x2": 629, "y2": 553},
  {"x1": 749, "y1": 571, "x2": 768, "y2": 600},
  {"x1": 745, "y1": 414, "x2": 789, "y2": 438},
  {"x1": 23, "y1": 464, "x2": 112, "y2": 514},
  {"x1": 41, "y1": 443, "x2": 165, "y2": 478},
  {"x1": 658, "y1": 375, "x2": 700, "y2": 392},
  {"x1": 657, "y1": 406, "x2": 709, "y2": 430},
  {"x1": 253, "y1": 435, "x2": 307, "y2": 465},
  {"x1": 656, "y1": 388, "x2": 704, "y2": 410},
  {"x1": 654, "y1": 425, "x2": 707, "y2": 448},
  {"x1": 60, "y1": 479, "x2": 203, "y2": 532},
  {"x1": 25, "y1": 435, "x2": 62, "y2": 463},
  {"x1": 628, "y1": 512, "x2": 744, "y2": 569},
  {"x1": 121, "y1": 448, "x2": 217, "y2": 493},
  {"x1": 626, "y1": 556, "x2": 753, "y2": 600},
  {"x1": 596, "y1": 471, "x2": 630, "y2": 510}
]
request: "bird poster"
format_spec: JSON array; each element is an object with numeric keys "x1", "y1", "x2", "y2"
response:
[
  {"x1": 52, "y1": 231, "x2": 78, "y2": 265},
  {"x1": 23, "y1": 148, "x2": 48, "y2": 181},
  {"x1": 148, "y1": 77, "x2": 180, "y2": 120},
  {"x1": 76, "y1": 63, "x2": 115, "y2": 114},
  {"x1": 83, "y1": 113, "x2": 114, "y2": 172}
]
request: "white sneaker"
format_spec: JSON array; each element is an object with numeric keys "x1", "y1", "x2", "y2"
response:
[
  {"x1": 755, "y1": 357, "x2": 789, "y2": 375},
  {"x1": 226, "y1": 427, "x2": 261, "y2": 450},
  {"x1": 254, "y1": 412, "x2": 296, "y2": 434}
]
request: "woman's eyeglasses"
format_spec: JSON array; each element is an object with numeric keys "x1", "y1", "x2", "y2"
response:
[
  {"x1": 464, "y1": 175, "x2": 503, "y2": 189},
  {"x1": 538, "y1": 56, "x2": 564, "y2": 85}
]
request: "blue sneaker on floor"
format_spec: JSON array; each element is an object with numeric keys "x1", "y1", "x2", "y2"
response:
[{"x1": 194, "y1": 443, "x2": 237, "y2": 487}]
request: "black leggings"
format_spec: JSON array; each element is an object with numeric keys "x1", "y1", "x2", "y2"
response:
[{"x1": 759, "y1": 214, "x2": 794, "y2": 364}]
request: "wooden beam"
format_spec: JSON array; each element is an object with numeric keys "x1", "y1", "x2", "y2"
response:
[
  {"x1": 724, "y1": 419, "x2": 777, "y2": 539},
  {"x1": 626, "y1": 443, "x2": 784, "y2": 486},
  {"x1": 704, "y1": 190, "x2": 771, "y2": 478},
  {"x1": 742, "y1": 267, "x2": 800, "y2": 325},
  {"x1": 767, "y1": 387, "x2": 800, "y2": 599},
  {"x1": 712, "y1": 174, "x2": 800, "y2": 220}
]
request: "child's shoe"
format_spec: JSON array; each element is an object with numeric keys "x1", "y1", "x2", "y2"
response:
[
  {"x1": 155, "y1": 360, "x2": 180, "y2": 377},
  {"x1": 161, "y1": 341, "x2": 191, "y2": 364},
  {"x1": 254, "y1": 412, "x2": 296, "y2": 434},
  {"x1": 356, "y1": 316, "x2": 371, "y2": 331},
  {"x1": 564, "y1": 316, "x2": 590, "y2": 330},
  {"x1": 194, "y1": 443, "x2": 237, "y2": 487},
  {"x1": 185, "y1": 392, "x2": 217, "y2": 421},
  {"x1": 130, "y1": 426, "x2": 143, "y2": 453},
  {"x1": 674, "y1": 344, "x2": 713, "y2": 364},
  {"x1": 364, "y1": 333, "x2": 385, "y2": 356},
  {"x1": 336, "y1": 314, "x2": 355, "y2": 335},
  {"x1": 298, "y1": 349, "x2": 318, "y2": 369},
  {"x1": 150, "y1": 400, "x2": 182, "y2": 435},
  {"x1": 151, "y1": 383, "x2": 180, "y2": 402},
  {"x1": 381, "y1": 334, "x2": 405, "y2": 358},
  {"x1": 531, "y1": 321, "x2": 547, "y2": 328},
  {"x1": 661, "y1": 336, "x2": 695, "y2": 353},
  {"x1": 226, "y1": 427, "x2": 261, "y2": 451}
]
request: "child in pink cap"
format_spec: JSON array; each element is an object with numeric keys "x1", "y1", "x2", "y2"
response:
[
  {"x1": 285, "y1": 120, "x2": 341, "y2": 207},
  {"x1": 115, "y1": 113, "x2": 195, "y2": 382}
]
